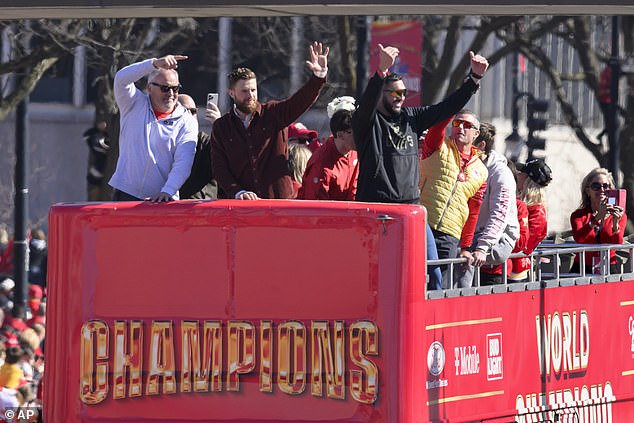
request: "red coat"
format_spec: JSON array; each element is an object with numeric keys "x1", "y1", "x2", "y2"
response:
[
  {"x1": 508, "y1": 202, "x2": 547, "y2": 279},
  {"x1": 571, "y1": 206, "x2": 627, "y2": 266}
]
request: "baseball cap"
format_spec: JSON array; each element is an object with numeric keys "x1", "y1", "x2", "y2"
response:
[
  {"x1": 288, "y1": 123, "x2": 318, "y2": 142},
  {"x1": 517, "y1": 159, "x2": 552, "y2": 187}
]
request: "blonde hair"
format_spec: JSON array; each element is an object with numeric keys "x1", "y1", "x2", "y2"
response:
[
  {"x1": 579, "y1": 167, "x2": 615, "y2": 209},
  {"x1": 288, "y1": 144, "x2": 312, "y2": 185},
  {"x1": 19, "y1": 328, "x2": 40, "y2": 352},
  {"x1": 31, "y1": 323, "x2": 45, "y2": 341},
  {"x1": 520, "y1": 177, "x2": 547, "y2": 206}
]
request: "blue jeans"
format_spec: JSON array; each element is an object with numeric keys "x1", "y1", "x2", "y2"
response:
[{"x1": 426, "y1": 224, "x2": 443, "y2": 290}]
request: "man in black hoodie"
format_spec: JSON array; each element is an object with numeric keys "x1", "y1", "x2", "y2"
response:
[{"x1": 352, "y1": 44, "x2": 489, "y2": 204}]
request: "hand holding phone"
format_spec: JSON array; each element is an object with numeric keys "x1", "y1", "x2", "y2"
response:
[
  {"x1": 205, "y1": 93, "x2": 221, "y2": 123},
  {"x1": 606, "y1": 189, "x2": 626, "y2": 209}
]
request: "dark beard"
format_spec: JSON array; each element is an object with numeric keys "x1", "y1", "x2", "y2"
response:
[
  {"x1": 236, "y1": 100, "x2": 257, "y2": 114},
  {"x1": 382, "y1": 96, "x2": 400, "y2": 116}
]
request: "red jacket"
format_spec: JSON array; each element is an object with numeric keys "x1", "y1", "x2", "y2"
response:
[
  {"x1": 507, "y1": 202, "x2": 547, "y2": 279},
  {"x1": 571, "y1": 206, "x2": 627, "y2": 266},
  {"x1": 299, "y1": 136, "x2": 359, "y2": 201}
]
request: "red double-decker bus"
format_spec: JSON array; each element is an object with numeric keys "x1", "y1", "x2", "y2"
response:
[{"x1": 45, "y1": 200, "x2": 634, "y2": 422}]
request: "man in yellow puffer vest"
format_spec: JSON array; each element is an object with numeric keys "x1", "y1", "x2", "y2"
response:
[{"x1": 419, "y1": 111, "x2": 488, "y2": 288}]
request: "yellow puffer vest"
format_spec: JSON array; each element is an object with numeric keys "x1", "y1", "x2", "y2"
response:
[{"x1": 419, "y1": 139, "x2": 488, "y2": 239}]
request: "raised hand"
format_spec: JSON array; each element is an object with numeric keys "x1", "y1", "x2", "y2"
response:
[
  {"x1": 305, "y1": 42, "x2": 329, "y2": 75},
  {"x1": 204, "y1": 102, "x2": 221, "y2": 123},
  {"x1": 378, "y1": 44, "x2": 399, "y2": 73},
  {"x1": 469, "y1": 51, "x2": 489, "y2": 77},
  {"x1": 153, "y1": 55, "x2": 188, "y2": 70}
]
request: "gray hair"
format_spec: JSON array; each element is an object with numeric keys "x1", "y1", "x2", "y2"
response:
[{"x1": 147, "y1": 68, "x2": 178, "y2": 84}]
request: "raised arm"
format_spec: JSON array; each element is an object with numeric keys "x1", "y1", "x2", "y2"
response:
[
  {"x1": 352, "y1": 44, "x2": 399, "y2": 151},
  {"x1": 305, "y1": 41, "x2": 329, "y2": 76},
  {"x1": 411, "y1": 51, "x2": 489, "y2": 132},
  {"x1": 266, "y1": 42, "x2": 328, "y2": 128},
  {"x1": 114, "y1": 54, "x2": 188, "y2": 113}
]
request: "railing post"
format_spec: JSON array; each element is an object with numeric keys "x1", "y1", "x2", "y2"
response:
[{"x1": 600, "y1": 249, "x2": 610, "y2": 275}]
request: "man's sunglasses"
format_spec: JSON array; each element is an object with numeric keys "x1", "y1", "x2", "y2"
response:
[
  {"x1": 187, "y1": 107, "x2": 198, "y2": 115},
  {"x1": 452, "y1": 119, "x2": 479, "y2": 130},
  {"x1": 383, "y1": 89, "x2": 407, "y2": 99},
  {"x1": 589, "y1": 182, "x2": 610, "y2": 191},
  {"x1": 150, "y1": 82, "x2": 182, "y2": 93}
]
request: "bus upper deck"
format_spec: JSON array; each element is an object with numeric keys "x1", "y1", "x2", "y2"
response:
[{"x1": 45, "y1": 200, "x2": 634, "y2": 423}]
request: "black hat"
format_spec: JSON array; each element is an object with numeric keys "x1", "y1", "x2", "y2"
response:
[{"x1": 517, "y1": 159, "x2": 552, "y2": 187}]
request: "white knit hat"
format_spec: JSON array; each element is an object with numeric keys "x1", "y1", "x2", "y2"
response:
[{"x1": 327, "y1": 96, "x2": 356, "y2": 119}]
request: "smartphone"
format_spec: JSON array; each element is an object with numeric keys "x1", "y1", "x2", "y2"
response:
[
  {"x1": 606, "y1": 189, "x2": 626, "y2": 208},
  {"x1": 207, "y1": 93, "x2": 218, "y2": 107}
]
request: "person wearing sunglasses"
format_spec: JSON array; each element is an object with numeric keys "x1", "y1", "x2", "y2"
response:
[
  {"x1": 109, "y1": 54, "x2": 198, "y2": 203},
  {"x1": 417, "y1": 111, "x2": 488, "y2": 288},
  {"x1": 454, "y1": 122, "x2": 520, "y2": 287},
  {"x1": 570, "y1": 167, "x2": 627, "y2": 274},
  {"x1": 352, "y1": 43, "x2": 488, "y2": 206},
  {"x1": 211, "y1": 42, "x2": 329, "y2": 200}
]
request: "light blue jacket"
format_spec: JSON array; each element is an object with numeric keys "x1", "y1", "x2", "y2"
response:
[{"x1": 109, "y1": 59, "x2": 197, "y2": 199}]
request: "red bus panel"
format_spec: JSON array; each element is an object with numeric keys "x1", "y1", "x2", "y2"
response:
[
  {"x1": 45, "y1": 200, "x2": 427, "y2": 423},
  {"x1": 45, "y1": 200, "x2": 634, "y2": 422}
]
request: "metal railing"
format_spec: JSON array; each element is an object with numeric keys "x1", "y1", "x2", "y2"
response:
[{"x1": 427, "y1": 242, "x2": 634, "y2": 297}]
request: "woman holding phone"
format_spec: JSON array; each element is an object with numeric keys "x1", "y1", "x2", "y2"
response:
[{"x1": 570, "y1": 167, "x2": 627, "y2": 274}]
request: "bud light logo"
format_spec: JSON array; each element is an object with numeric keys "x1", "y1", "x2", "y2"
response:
[{"x1": 486, "y1": 333, "x2": 503, "y2": 381}]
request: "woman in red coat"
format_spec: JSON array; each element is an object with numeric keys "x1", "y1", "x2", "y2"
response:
[
  {"x1": 570, "y1": 167, "x2": 627, "y2": 274},
  {"x1": 507, "y1": 159, "x2": 551, "y2": 282}
]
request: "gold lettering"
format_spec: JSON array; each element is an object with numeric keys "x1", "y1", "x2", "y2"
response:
[
  {"x1": 259, "y1": 321, "x2": 273, "y2": 392},
  {"x1": 146, "y1": 321, "x2": 176, "y2": 396},
  {"x1": 277, "y1": 321, "x2": 306, "y2": 395},
  {"x1": 311, "y1": 320, "x2": 345, "y2": 399},
  {"x1": 227, "y1": 321, "x2": 255, "y2": 391},
  {"x1": 80, "y1": 320, "x2": 109, "y2": 404},
  {"x1": 113, "y1": 320, "x2": 143, "y2": 399},
  {"x1": 349, "y1": 321, "x2": 379, "y2": 404},
  {"x1": 181, "y1": 321, "x2": 222, "y2": 393},
  {"x1": 205, "y1": 321, "x2": 223, "y2": 392}
]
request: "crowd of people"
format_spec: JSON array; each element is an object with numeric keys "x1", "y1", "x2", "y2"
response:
[
  {"x1": 0, "y1": 227, "x2": 46, "y2": 421},
  {"x1": 104, "y1": 41, "x2": 628, "y2": 290}
]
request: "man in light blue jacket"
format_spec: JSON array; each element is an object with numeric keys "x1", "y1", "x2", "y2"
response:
[{"x1": 109, "y1": 54, "x2": 198, "y2": 202}]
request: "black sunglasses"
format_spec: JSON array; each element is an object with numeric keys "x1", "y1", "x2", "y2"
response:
[
  {"x1": 150, "y1": 82, "x2": 182, "y2": 93},
  {"x1": 589, "y1": 182, "x2": 610, "y2": 191},
  {"x1": 187, "y1": 107, "x2": 198, "y2": 115}
]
